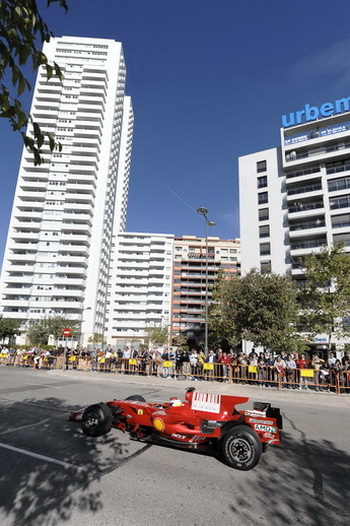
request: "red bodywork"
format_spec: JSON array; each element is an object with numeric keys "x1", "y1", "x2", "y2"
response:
[{"x1": 70, "y1": 389, "x2": 282, "y2": 450}]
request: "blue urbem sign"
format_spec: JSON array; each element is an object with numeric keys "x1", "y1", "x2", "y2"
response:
[{"x1": 282, "y1": 96, "x2": 350, "y2": 128}]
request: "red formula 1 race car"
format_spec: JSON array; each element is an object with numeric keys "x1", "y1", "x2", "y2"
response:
[{"x1": 69, "y1": 388, "x2": 282, "y2": 471}]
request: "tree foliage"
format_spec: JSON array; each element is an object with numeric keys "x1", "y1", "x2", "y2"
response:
[
  {"x1": 301, "y1": 243, "x2": 350, "y2": 348},
  {"x1": 145, "y1": 325, "x2": 169, "y2": 346},
  {"x1": 208, "y1": 272, "x2": 239, "y2": 348},
  {"x1": 0, "y1": 0, "x2": 68, "y2": 163},
  {"x1": 0, "y1": 317, "x2": 22, "y2": 343},
  {"x1": 27, "y1": 315, "x2": 78, "y2": 345},
  {"x1": 88, "y1": 333, "x2": 106, "y2": 345},
  {"x1": 209, "y1": 269, "x2": 300, "y2": 351}
]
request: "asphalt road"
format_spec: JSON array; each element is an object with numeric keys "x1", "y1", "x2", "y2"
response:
[{"x1": 0, "y1": 367, "x2": 349, "y2": 526}]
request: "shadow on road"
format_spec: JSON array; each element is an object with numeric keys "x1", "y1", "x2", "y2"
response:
[
  {"x1": 227, "y1": 425, "x2": 350, "y2": 526},
  {"x1": 0, "y1": 397, "x2": 140, "y2": 526}
]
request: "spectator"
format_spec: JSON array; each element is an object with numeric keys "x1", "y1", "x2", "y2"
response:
[
  {"x1": 205, "y1": 349, "x2": 216, "y2": 381},
  {"x1": 312, "y1": 353, "x2": 325, "y2": 391},
  {"x1": 197, "y1": 350, "x2": 205, "y2": 380},
  {"x1": 257, "y1": 352, "x2": 266, "y2": 387},
  {"x1": 296, "y1": 353, "x2": 310, "y2": 390},
  {"x1": 219, "y1": 351, "x2": 231, "y2": 382},
  {"x1": 274, "y1": 355, "x2": 287, "y2": 387},
  {"x1": 265, "y1": 353, "x2": 275, "y2": 387},
  {"x1": 238, "y1": 352, "x2": 248, "y2": 384},
  {"x1": 248, "y1": 351, "x2": 258, "y2": 385},
  {"x1": 189, "y1": 350, "x2": 198, "y2": 380},
  {"x1": 327, "y1": 351, "x2": 337, "y2": 389},
  {"x1": 285, "y1": 353, "x2": 296, "y2": 389}
]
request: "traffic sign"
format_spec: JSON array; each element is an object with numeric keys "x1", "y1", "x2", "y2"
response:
[{"x1": 62, "y1": 328, "x2": 72, "y2": 337}]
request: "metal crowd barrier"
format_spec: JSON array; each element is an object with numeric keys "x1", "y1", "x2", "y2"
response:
[{"x1": 0, "y1": 352, "x2": 349, "y2": 394}]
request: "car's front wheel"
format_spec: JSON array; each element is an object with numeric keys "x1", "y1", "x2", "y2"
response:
[
  {"x1": 82, "y1": 403, "x2": 113, "y2": 437},
  {"x1": 219, "y1": 425, "x2": 263, "y2": 470}
]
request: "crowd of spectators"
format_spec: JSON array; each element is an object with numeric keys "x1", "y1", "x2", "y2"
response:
[{"x1": 0, "y1": 344, "x2": 349, "y2": 393}]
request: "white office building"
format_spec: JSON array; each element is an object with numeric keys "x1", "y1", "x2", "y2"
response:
[
  {"x1": 0, "y1": 36, "x2": 133, "y2": 345},
  {"x1": 239, "y1": 98, "x2": 350, "y2": 350},
  {"x1": 104, "y1": 232, "x2": 174, "y2": 347}
]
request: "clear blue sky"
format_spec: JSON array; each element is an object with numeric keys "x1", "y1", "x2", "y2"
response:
[{"x1": 2, "y1": 0, "x2": 350, "y2": 269}]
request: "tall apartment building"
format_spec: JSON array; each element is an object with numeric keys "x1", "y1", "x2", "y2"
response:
[
  {"x1": 0, "y1": 36, "x2": 133, "y2": 345},
  {"x1": 171, "y1": 236, "x2": 241, "y2": 341},
  {"x1": 239, "y1": 98, "x2": 350, "y2": 349},
  {"x1": 105, "y1": 232, "x2": 174, "y2": 347}
]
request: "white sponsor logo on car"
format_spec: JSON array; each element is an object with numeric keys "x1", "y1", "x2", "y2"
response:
[{"x1": 254, "y1": 424, "x2": 277, "y2": 433}]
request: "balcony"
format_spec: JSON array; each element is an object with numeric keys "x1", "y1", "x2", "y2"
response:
[
  {"x1": 330, "y1": 195, "x2": 350, "y2": 211},
  {"x1": 290, "y1": 239, "x2": 327, "y2": 256},
  {"x1": 287, "y1": 181, "x2": 322, "y2": 198},
  {"x1": 288, "y1": 200, "x2": 324, "y2": 216},
  {"x1": 289, "y1": 218, "x2": 326, "y2": 236}
]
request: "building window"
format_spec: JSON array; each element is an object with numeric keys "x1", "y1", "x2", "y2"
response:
[
  {"x1": 260, "y1": 243, "x2": 271, "y2": 256},
  {"x1": 257, "y1": 160, "x2": 267, "y2": 173},
  {"x1": 259, "y1": 208, "x2": 269, "y2": 221},
  {"x1": 257, "y1": 176, "x2": 267, "y2": 189},
  {"x1": 260, "y1": 261, "x2": 271, "y2": 274},
  {"x1": 259, "y1": 225, "x2": 270, "y2": 238},
  {"x1": 258, "y1": 192, "x2": 268, "y2": 205}
]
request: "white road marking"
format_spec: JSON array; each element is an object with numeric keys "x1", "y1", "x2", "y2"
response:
[
  {"x1": 28, "y1": 383, "x2": 62, "y2": 389},
  {"x1": 0, "y1": 442, "x2": 83, "y2": 471}
]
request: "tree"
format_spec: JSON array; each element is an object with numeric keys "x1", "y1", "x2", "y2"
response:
[
  {"x1": 88, "y1": 333, "x2": 106, "y2": 346},
  {"x1": 0, "y1": 0, "x2": 68, "y2": 164},
  {"x1": 209, "y1": 269, "x2": 301, "y2": 352},
  {"x1": 208, "y1": 273, "x2": 239, "y2": 349},
  {"x1": 0, "y1": 317, "x2": 22, "y2": 343},
  {"x1": 27, "y1": 315, "x2": 78, "y2": 345},
  {"x1": 301, "y1": 243, "x2": 350, "y2": 350},
  {"x1": 145, "y1": 325, "x2": 169, "y2": 346}
]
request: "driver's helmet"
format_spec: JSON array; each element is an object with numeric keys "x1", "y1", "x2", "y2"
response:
[{"x1": 169, "y1": 397, "x2": 183, "y2": 407}]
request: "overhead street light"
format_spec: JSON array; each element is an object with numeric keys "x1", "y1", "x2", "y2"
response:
[{"x1": 197, "y1": 207, "x2": 216, "y2": 357}]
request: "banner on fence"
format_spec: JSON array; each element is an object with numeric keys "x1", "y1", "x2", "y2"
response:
[
  {"x1": 300, "y1": 369, "x2": 314, "y2": 377},
  {"x1": 129, "y1": 358, "x2": 137, "y2": 365},
  {"x1": 248, "y1": 366, "x2": 257, "y2": 374},
  {"x1": 203, "y1": 363, "x2": 214, "y2": 370},
  {"x1": 163, "y1": 361, "x2": 173, "y2": 368}
]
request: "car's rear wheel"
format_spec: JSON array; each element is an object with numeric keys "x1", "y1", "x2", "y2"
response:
[
  {"x1": 219, "y1": 425, "x2": 262, "y2": 470},
  {"x1": 82, "y1": 403, "x2": 113, "y2": 437},
  {"x1": 125, "y1": 394, "x2": 146, "y2": 402}
]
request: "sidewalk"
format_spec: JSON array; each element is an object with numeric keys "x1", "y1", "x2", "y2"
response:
[{"x1": 47, "y1": 368, "x2": 350, "y2": 409}]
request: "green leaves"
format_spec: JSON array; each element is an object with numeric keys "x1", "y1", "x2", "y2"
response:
[
  {"x1": 301, "y1": 243, "x2": 350, "y2": 345},
  {"x1": 145, "y1": 325, "x2": 169, "y2": 345},
  {"x1": 0, "y1": 318, "x2": 22, "y2": 342},
  {"x1": 209, "y1": 269, "x2": 300, "y2": 351},
  {"x1": 28, "y1": 316, "x2": 79, "y2": 345},
  {"x1": 0, "y1": 0, "x2": 68, "y2": 162}
]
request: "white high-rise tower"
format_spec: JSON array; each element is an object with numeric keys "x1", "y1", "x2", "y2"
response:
[{"x1": 0, "y1": 36, "x2": 134, "y2": 345}]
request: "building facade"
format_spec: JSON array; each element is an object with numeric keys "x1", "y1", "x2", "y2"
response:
[
  {"x1": 171, "y1": 236, "x2": 241, "y2": 342},
  {"x1": 0, "y1": 36, "x2": 133, "y2": 345},
  {"x1": 104, "y1": 232, "x2": 174, "y2": 347},
  {"x1": 239, "y1": 105, "x2": 350, "y2": 350}
]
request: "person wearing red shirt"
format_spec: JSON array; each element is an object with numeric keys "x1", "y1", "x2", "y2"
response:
[{"x1": 295, "y1": 353, "x2": 310, "y2": 390}]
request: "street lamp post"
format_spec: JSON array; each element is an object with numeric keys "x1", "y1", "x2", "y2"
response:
[{"x1": 197, "y1": 207, "x2": 216, "y2": 358}]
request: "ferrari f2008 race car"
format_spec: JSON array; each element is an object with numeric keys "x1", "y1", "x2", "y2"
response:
[{"x1": 69, "y1": 388, "x2": 282, "y2": 471}]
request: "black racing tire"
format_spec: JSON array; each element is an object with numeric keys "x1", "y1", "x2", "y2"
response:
[
  {"x1": 219, "y1": 425, "x2": 263, "y2": 471},
  {"x1": 81, "y1": 403, "x2": 113, "y2": 437},
  {"x1": 125, "y1": 394, "x2": 146, "y2": 402}
]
